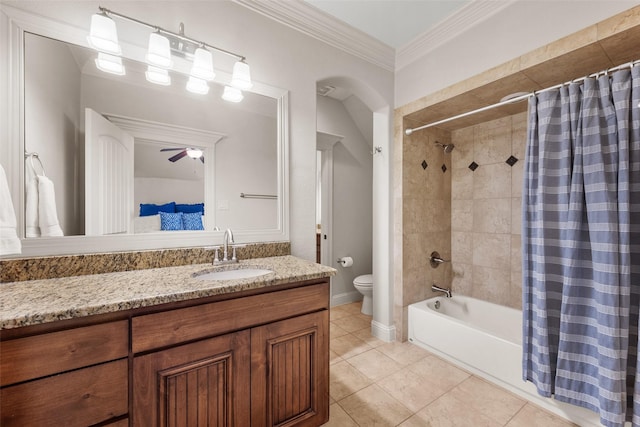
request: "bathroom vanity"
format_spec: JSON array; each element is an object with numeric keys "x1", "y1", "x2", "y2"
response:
[{"x1": 0, "y1": 256, "x2": 334, "y2": 427}]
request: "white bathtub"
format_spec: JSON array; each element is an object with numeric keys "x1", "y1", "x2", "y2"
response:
[{"x1": 408, "y1": 296, "x2": 602, "y2": 426}]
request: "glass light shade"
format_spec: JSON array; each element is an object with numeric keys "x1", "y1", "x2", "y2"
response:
[
  {"x1": 186, "y1": 148, "x2": 203, "y2": 158},
  {"x1": 190, "y1": 48, "x2": 215, "y2": 81},
  {"x1": 186, "y1": 76, "x2": 209, "y2": 95},
  {"x1": 146, "y1": 32, "x2": 173, "y2": 68},
  {"x1": 87, "y1": 13, "x2": 121, "y2": 55},
  {"x1": 230, "y1": 61, "x2": 252, "y2": 90},
  {"x1": 145, "y1": 66, "x2": 171, "y2": 86},
  {"x1": 222, "y1": 86, "x2": 243, "y2": 103},
  {"x1": 95, "y1": 53, "x2": 125, "y2": 75}
]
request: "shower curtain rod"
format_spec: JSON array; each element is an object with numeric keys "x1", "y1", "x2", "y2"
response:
[{"x1": 405, "y1": 59, "x2": 640, "y2": 135}]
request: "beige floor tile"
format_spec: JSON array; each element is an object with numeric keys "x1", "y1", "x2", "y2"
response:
[
  {"x1": 377, "y1": 340, "x2": 430, "y2": 366},
  {"x1": 330, "y1": 306, "x2": 351, "y2": 321},
  {"x1": 449, "y1": 376, "x2": 525, "y2": 425},
  {"x1": 347, "y1": 349, "x2": 403, "y2": 381},
  {"x1": 339, "y1": 384, "x2": 413, "y2": 427},
  {"x1": 341, "y1": 301, "x2": 365, "y2": 314},
  {"x1": 330, "y1": 334, "x2": 372, "y2": 359},
  {"x1": 506, "y1": 403, "x2": 580, "y2": 427},
  {"x1": 400, "y1": 390, "x2": 502, "y2": 427},
  {"x1": 332, "y1": 315, "x2": 371, "y2": 333},
  {"x1": 330, "y1": 360, "x2": 373, "y2": 401},
  {"x1": 330, "y1": 321, "x2": 350, "y2": 339},
  {"x1": 329, "y1": 349, "x2": 343, "y2": 365},
  {"x1": 377, "y1": 367, "x2": 446, "y2": 412},
  {"x1": 406, "y1": 355, "x2": 471, "y2": 392},
  {"x1": 352, "y1": 328, "x2": 385, "y2": 348},
  {"x1": 322, "y1": 403, "x2": 359, "y2": 427}
]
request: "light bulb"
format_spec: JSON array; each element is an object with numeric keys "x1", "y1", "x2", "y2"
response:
[
  {"x1": 230, "y1": 60, "x2": 252, "y2": 90},
  {"x1": 145, "y1": 66, "x2": 171, "y2": 86},
  {"x1": 87, "y1": 12, "x2": 121, "y2": 55},
  {"x1": 222, "y1": 86, "x2": 243, "y2": 103},
  {"x1": 186, "y1": 148, "x2": 203, "y2": 158},
  {"x1": 95, "y1": 52, "x2": 125, "y2": 75},
  {"x1": 146, "y1": 32, "x2": 173, "y2": 68},
  {"x1": 191, "y1": 47, "x2": 215, "y2": 81},
  {"x1": 186, "y1": 76, "x2": 209, "y2": 95}
]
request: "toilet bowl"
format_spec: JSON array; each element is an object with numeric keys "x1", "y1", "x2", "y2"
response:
[{"x1": 353, "y1": 274, "x2": 373, "y2": 315}]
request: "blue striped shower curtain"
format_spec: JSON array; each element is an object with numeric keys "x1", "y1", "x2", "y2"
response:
[{"x1": 522, "y1": 65, "x2": 640, "y2": 427}]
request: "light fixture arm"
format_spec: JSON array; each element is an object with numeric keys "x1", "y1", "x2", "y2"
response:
[{"x1": 97, "y1": 6, "x2": 246, "y2": 62}]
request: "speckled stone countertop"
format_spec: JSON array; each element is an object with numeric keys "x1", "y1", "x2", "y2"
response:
[{"x1": 0, "y1": 256, "x2": 336, "y2": 330}]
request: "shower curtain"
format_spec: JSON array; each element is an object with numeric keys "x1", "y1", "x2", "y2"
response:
[{"x1": 522, "y1": 65, "x2": 640, "y2": 427}]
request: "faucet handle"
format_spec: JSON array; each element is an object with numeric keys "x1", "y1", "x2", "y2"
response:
[{"x1": 204, "y1": 246, "x2": 221, "y2": 264}]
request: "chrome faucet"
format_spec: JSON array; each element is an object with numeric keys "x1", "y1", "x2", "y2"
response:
[
  {"x1": 431, "y1": 283, "x2": 452, "y2": 298},
  {"x1": 222, "y1": 228, "x2": 236, "y2": 263}
]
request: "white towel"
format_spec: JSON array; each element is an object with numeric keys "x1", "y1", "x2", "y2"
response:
[
  {"x1": 25, "y1": 176, "x2": 40, "y2": 237},
  {"x1": 0, "y1": 164, "x2": 22, "y2": 255},
  {"x1": 37, "y1": 175, "x2": 63, "y2": 237}
]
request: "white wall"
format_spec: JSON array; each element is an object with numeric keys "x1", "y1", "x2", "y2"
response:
[
  {"x1": 24, "y1": 33, "x2": 82, "y2": 236},
  {"x1": 317, "y1": 95, "x2": 373, "y2": 305},
  {"x1": 4, "y1": 0, "x2": 395, "y2": 261},
  {"x1": 395, "y1": 0, "x2": 639, "y2": 107},
  {"x1": 134, "y1": 177, "x2": 204, "y2": 209}
]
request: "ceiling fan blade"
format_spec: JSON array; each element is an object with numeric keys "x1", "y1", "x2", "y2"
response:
[
  {"x1": 200, "y1": 156, "x2": 205, "y2": 163},
  {"x1": 160, "y1": 147, "x2": 186, "y2": 152},
  {"x1": 168, "y1": 150, "x2": 188, "y2": 162}
]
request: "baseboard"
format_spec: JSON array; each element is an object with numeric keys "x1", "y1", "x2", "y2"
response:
[
  {"x1": 371, "y1": 319, "x2": 396, "y2": 342},
  {"x1": 331, "y1": 291, "x2": 362, "y2": 307}
]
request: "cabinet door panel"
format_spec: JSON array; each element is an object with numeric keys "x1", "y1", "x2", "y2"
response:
[
  {"x1": 133, "y1": 331, "x2": 250, "y2": 427},
  {"x1": 251, "y1": 311, "x2": 329, "y2": 427}
]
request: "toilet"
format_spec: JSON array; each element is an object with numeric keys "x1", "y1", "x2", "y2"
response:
[{"x1": 353, "y1": 274, "x2": 373, "y2": 315}]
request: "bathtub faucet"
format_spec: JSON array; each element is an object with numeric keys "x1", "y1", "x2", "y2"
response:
[{"x1": 431, "y1": 283, "x2": 452, "y2": 298}]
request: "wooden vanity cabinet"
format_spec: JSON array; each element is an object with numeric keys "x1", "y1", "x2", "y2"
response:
[{"x1": 131, "y1": 281, "x2": 330, "y2": 427}]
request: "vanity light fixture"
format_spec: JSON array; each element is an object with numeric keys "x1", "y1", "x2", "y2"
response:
[
  {"x1": 222, "y1": 86, "x2": 243, "y2": 103},
  {"x1": 186, "y1": 76, "x2": 209, "y2": 95},
  {"x1": 145, "y1": 66, "x2": 171, "y2": 86},
  {"x1": 95, "y1": 52, "x2": 125, "y2": 75},
  {"x1": 146, "y1": 32, "x2": 173, "y2": 68},
  {"x1": 87, "y1": 11, "x2": 121, "y2": 55},
  {"x1": 87, "y1": 7, "x2": 252, "y2": 101}
]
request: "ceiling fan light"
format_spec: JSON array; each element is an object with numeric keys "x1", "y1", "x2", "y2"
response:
[
  {"x1": 146, "y1": 32, "x2": 173, "y2": 68},
  {"x1": 230, "y1": 60, "x2": 252, "y2": 90},
  {"x1": 87, "y1": 12, "x2": 121, "y2": 55},
  {"x1": 145, "y1": 66, "x2": 171, "y2": 86},
  {"x1": 186, "y1": 76, "x2": 209, "y2": 95},
  {"x1": 186, "y1": 148, "x2": 203, "y2": 158},
  {"x1": 222, "y1": 86, "x2": 243, "y2": 103},
  {"x1": 95, "y1": 52, "x2": 125, "y2": 75},
  {"x1": 191, "y1": 47, "x2": 215, "y2": 81}
]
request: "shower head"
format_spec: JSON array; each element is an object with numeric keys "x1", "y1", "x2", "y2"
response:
[{"x1": 435, "y1": 141, "x2": 455, "y2": 153}]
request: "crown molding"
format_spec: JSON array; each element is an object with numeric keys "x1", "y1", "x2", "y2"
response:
[
  {"x1": 396, "y1": 1, "x2": 515, "y2": 70},
  {"x1": 233, "y1": 0, "x2": 395, "y2": 71}
]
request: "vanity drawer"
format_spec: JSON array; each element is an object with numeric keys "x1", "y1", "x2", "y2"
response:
[
  {"x1": 132, "y1": 282, "x2": 329, "y2": 353},
  {"x1": 0, "y1": 320, "x2": 128, "y2": 386},
  {"x1": 0, "y1": 359, "x2": 128, "y2": 427}
]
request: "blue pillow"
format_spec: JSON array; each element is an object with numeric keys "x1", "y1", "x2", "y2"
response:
[
  {"x1": 140, "y1": 202, "x2": 176, "y2": 217},
  {"x1": 182, "y1": 212, "x2": 204, "y2": 230},
  {"x1": 159, "y1": 211, "x2": 184, "y2": 230},
  {"x1": 175, "y1": 203, "x2": 204, "y2": 214}
]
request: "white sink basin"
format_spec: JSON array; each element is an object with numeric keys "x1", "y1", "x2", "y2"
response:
[{"x1": 194, "y1": 268, "x2": 273, "y2": 281}]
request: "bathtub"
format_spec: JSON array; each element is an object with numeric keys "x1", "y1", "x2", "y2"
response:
[{"x1": 408, "y1": 296, "x2": 602, "y2": 426}]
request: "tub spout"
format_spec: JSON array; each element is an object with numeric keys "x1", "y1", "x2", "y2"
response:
[{"x1": 431, "y1": 283, "x2": 452, "y2": 298}]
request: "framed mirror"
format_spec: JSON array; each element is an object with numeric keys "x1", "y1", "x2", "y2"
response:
[{"x1": 1, "y1": 5, "x2": 289, "y2": 257}]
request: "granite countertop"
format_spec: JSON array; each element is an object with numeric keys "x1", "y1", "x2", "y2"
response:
[{"x1": 0, "y1": 255, "x2": 336, "y2": 330}]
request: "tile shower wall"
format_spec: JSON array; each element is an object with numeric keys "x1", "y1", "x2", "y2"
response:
[
  {"x1": 450, "y1": 112, "x2": 527, "y2": 309},
  {"x1": 397, "y1": 124, "x2": 453, "y2": 341}
]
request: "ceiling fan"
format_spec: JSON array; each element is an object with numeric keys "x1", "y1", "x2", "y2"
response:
[{"x1": 160, "y1": 147, "x2": 204, "y2": 163}]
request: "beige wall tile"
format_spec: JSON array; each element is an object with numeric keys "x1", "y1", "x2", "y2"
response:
[
  {"x1": 474, "y1": 198, "x2": 511, "y2": 234},
  {"x1": 473, "y1": 163, "x2": 512, "y2": 199},
  {"x1": 473, "y1": 233, "x2": 510, "y2": 270},
  {"x1": 474, "y1": 117, "x2": 512, "y2": 165},
  {"x1": 512, "y1": 197, "x2": 522, "y2": 235},
  {"x1": 511, "y1": 160, "x2": 524, "y2": 197},
  {"x1": 452, "y1": 167, "x2": 474, "y2": 200},
  {"x1": 452, "y1": 231, "x2": 473, "y2": 264},
  {"x1": 511, "y1": 234, "x2": 522, "y2": 273},
  {"x1": 452, "y1": 199, "x2": 473, "y2": 232},
  {"x1": 451, "y1": 129, "x2": 474, "y2": 167},
  {"x1": 512, "y1": 112, "x2": 528, "y2": 160},
  {"x1": 510, "y1": 269, "x2": 523, "y2": 310},
  {"x1": 472, "y1": 265, "x2": 511, "y2": 305},
  {"x1": 452, "y1": 262, "x2": 473, "y2": 295}
]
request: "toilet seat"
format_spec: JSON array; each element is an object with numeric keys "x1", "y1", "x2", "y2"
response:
[{"x1": 354, "y1": 274, "x2": 373, "y2": 287}]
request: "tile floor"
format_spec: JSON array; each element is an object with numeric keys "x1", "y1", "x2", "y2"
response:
[{"x1": 323, "y1": 301, "x2": 578, "y2": 427}]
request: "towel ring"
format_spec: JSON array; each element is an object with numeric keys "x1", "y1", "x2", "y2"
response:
[{"x1": 25, "y1": 152, "x2": 46, "y2": 176}]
